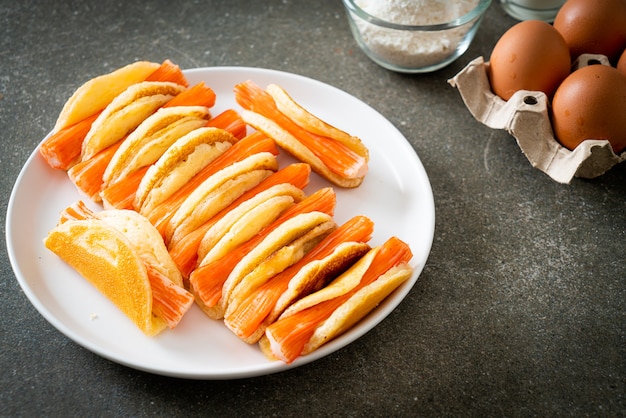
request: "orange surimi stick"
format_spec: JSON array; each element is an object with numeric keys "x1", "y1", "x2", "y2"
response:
[
  {"x1": 145, "y1": 59, "x2": 189, "y2": 87},
  {"x1": 225, "y1": 215, "x2": 374, "y2": 339},
  {"x1": 143, "y1": 264, "x2": 194, "y2": 329},
  {"x1": 39, "y1": 113, "x2": 101, "y2": 170},
  {"x1": 169, "y1": 163, "x2": 312, "y2": 278},
  {"x1": 100, "y1": 166, "x2": 150, "y2": 210},
  {"x1": 265, "y1": 237, "x2": 412, "y2": 364},
  {"x1": 67, "y1": 140, "x2": 123, "y2": 201},
  {"x1": 147, "y1": 132, "x2": 278, "y2": 234},
  {"x1": 58, "y1": 200, "x2": 97, "y2": 224},
  {"x1": 169, "y1": 221, "x2": 217, "y2": 279},
  {"x1": 206, "y1": 109, "x2": 247, "y2": 140},
  {"x1": 234, "y1": 81, "x2": 366, "y2": 180},
  {"x1": 189, "y1": 187, "x2": 336, "y2": 309},
  {"x1": 162, "y1": 82, "x2": 215, "y2": 108}
]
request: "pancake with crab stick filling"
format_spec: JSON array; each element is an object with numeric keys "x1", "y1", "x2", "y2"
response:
[
  {"x1": 163, "y1": 150, "x2": 280, "y2": 248},
  {"x1": 134, "y1": 126, "x2": 241, "y2": 217},
  {"x1": 224, "y1": 215, "x2": 374, "y2": 344},
  {"x1": 234, "y1": 80, "x2": 369, "y2": 188},
  {"x1": 68, "y1": 105, "x2": 238, "y2": 207},
  {"x1": 98, "y1": 105, "x2": 211, "y2": 209},
  {"x1": 144, "y1": 131, "x2": 279, "y2": 238},
  {"x1": 81, "y1": 81, "x2": 193, "y2": 163},
  {"x1": 189, "y1": 187, "x2": 337, "y2": 320},
  {"x1": 260, "y1": 236, "x2": 413, "y2": 364},
  {"x1": 195, "y1": 183, "x2": 306, "y2": 266},
  {"x1": 44, "y1": 201, "x2": 194, "y2": 336},
  {"x1": 65, "y1": 84, "x2": 196, "y2": 203},
  {"x1": 167, "y1": 162, "x2": 312, "y2": 280},
  {"x1": 40, "y1": 60, "x2": 188, "y2": 171}
]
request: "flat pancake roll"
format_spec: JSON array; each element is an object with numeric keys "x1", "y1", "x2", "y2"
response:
[{"x1": 44, "y1": 202, "x2": 194, "y2": 336}]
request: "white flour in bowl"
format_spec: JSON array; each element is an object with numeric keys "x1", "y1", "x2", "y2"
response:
[{"x1": 353, "y1": 0, "x2": 480, "y2": 69}]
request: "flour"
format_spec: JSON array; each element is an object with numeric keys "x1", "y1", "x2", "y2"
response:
[{"x1": 352, "y1": 0, "x2": 480, "y2": 69}]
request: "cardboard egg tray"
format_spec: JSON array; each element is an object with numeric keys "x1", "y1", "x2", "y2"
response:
[{"x1": 448, "y1": 55, "x2": 626, "y2": 183}]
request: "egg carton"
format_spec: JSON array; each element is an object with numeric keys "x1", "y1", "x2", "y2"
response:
[{"x1": 448, "y1": 55, "x2": 626, "y2": 184}]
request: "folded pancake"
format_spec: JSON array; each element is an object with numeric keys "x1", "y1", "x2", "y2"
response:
[
  {"x1": 264, "y1": 242, "x2": 370, "y2": 329},
  {"x1": 134, "y1": 127, "x2": 239, "y2": 216},
  {"x1": 81, "y1": 81, "x2": 187, "y2": 162},
  {"x1": 53, "y1": 61, "x2": 161, "y2": 134},
  {"x1": 196, "y1": 183, "x2": 306, "y2": 266},
  {"x1": 277, "y1": 247, "x2": 375, "y2": 315},
  {"x1": 96, "y1": 210, "x2": 183, "y2": 288},
  {"x1": 41, "y1": 61, "x2": 190, "y2": 171},
  {"x1": 218, "y1": 211, "x2": 337, "y2": 320},
  {"x1": 225, "y1": 239, "x2": 371, "y2": 344},
  {"x1": 144, "y1": 132, "x2": 280, "y2": 238},
  {"x1": 44, "y1": 203, "x2": 194, "y2": 336},
  {"x1": 165, "y1": 151, "x2": 279, "y2": 247},
  {"x1": 222, "y1": 215, "x2": 373, "y2": 343},
  {"x1": 234, "y1": 81, "x2": 369, "y2": 188},
  {"x1": 261, "y1": 236, "x2": 413, "y2": 363},
  {"x1": 101, "y1": 105, "x2": 210, "y2": 191}
]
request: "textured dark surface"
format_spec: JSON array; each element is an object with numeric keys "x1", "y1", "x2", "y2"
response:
[{"x1": 1, "y1": 1, "x2": 624, "y2": 416}]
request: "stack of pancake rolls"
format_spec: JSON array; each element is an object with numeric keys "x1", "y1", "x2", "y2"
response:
[{"x1": 41, "y1": 60, "x2": 414, "y2": 364}]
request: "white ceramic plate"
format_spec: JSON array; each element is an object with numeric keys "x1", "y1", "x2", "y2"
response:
[{"x1": 6, "y1": 67, "x2": 435, "y2": 379}]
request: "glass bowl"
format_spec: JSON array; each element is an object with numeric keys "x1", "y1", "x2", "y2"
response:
[{"x1": 342, "y1": 0, "x2": 492, "y2": 73}]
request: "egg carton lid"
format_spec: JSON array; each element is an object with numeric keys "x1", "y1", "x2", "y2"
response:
[{"x1": 448, "y1": 54, "x2": 626, "y2": 184}]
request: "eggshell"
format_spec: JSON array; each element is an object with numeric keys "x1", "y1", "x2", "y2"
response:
[
  {"x1": 554, "y1": 0, "x2": 626, "y2": 64},
  {"x1": 551, "y1": 64, "x2": 626, "y2": 154},
  {"x1": 488, "y1": 20, "x2": 570, "y2": 101}
]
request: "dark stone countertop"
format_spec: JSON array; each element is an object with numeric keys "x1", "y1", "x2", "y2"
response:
[{"x1": 2, "y1": 1, "x2": 624, "y2": 416}]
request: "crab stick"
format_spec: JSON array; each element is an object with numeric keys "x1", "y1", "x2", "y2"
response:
[{"x1": 145, "y1": 59, "x2": 189, "y2": 87}]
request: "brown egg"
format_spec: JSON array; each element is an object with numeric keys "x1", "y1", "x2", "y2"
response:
[
  {"x1": 551, "y1": 64, "x2": 626, "y2": 154},
  {"x1": 554, "y1": 0, "x2": 626, "y2": 64},
  {"x1": 617, "y1": 49, "x2": 626, "y2": 76},
  {"x1": 488, "y1": 20, "x2": 571, "y2": 101}
]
